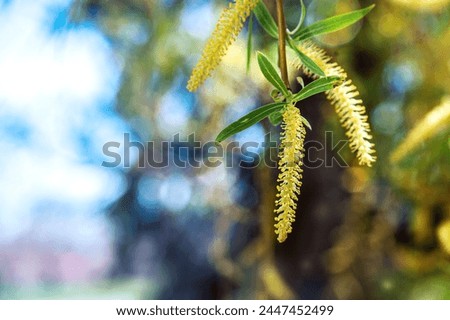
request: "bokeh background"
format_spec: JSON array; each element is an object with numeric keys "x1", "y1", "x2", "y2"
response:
[{"x1": 0, "y1": 0, "x2": 449, "y2": 299}]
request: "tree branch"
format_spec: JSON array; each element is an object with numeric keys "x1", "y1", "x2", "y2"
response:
[{"x1": 275, "y1": 0, "x2": 289, "y2": 90}]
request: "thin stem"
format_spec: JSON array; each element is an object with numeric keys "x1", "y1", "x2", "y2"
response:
[{"x1": 275, "y1": 0, "x2": 289, "y2": 89}]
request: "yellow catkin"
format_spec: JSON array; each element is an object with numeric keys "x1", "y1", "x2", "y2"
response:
[
  {"x1": 437, "y1": 219, "x2": 450, "y2": 256},
  {"x1": 186, "y1": 0, "x2": 259, "y2": 92},
  {"x1": 388, "y1": 0, "x2": 450, "y2": 12},
  {"x1": 390, "y1": 97, "x2": 450, "y2": 163},
  {"x1": 293, "y1": 40, "x2": 376, "y2": 167},
  {"x1": 274, "y1": 103, "x2": 306, "y2": 243}
]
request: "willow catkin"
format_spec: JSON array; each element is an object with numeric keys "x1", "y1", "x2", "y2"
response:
[
  {"x1": 390, "y1": 96, "x2": 450, "y2": 163},
  {"x1": 274, "y1": 103, "x2": 306, "y2": 243},
  {"x1": 293, "y1": 40, "x2": 376, "y2": 167},
  {"x1": 187, "y1": 0, "x2": 259, "y2": 92}
]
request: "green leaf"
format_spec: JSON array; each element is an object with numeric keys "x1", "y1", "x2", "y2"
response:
[
  {"x1": 288, "y1": 39, "x2": 325, "y2": 77},
  {"x1": 293, "y1": 4, "x2": 375, "y2": 41},
  {"x1": 246, "y1": 14, "x2": 253, "y2": 73},
  {"x1": 292, "y1": 76, "x2": 340, "y2": 102},
  {"x1": 300, "y1": 115, "x2": 312, "y2": 130},
  {"x1": 216, "y1": 102, "x2": 287, "y2": 142},
  {"x1": 289, "y1": 0, "x2": 307, "y2": 35},
  {"x1": 296, "y1": 76, "x2": 305, "y2": 88},
  {"x1": 253, "y1": 1, "x2": 278, "y2": 39},
  {"x1": 257, "y1": 52, "x2": 290, "y2": 97},
  {"x1": 298, "y1": 0, "x2": 306, "y2": 29},
  {"x1": 268, "y1": 110, "x2": 283, "y2": 126}
]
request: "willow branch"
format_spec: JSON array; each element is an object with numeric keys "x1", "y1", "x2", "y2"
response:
[{"x1": 275, "y1": 0, "x2": 290, "y2": 89}]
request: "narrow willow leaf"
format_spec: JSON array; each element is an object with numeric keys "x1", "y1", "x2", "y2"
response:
[
  {"x1": 300, "y1": 115, "x2": 312, "y2": 130},
  {"x1": 253, "y1": 1, "x2": 278, "y2": 38},
  {"x1": 296, "y1": 76, "x2": 305, "y2": 88},
  {"x1": 257, "y1": 52, "x2": 289, "y2": 97},
  {"x1": 246, "y1": 14, "x2": 253, "y2": 73},
  {"x1": 288, "y1": 40, "x2": 325, "y2": 77},
  {"x1": 298, "y1": 0, "x2": 306, "y2": 29},
  {"x1": 292, "y1": 76, "x2": 340, "y2": 101},
  {"x1": 293, "y1": 4, "x2": 375, "y2": 41},
  {"x1": 216, "y1": 102, "x2": 287, "y2": 142},
  {"x1": 289, "y1": 0, "x2": 307, "y2": 35},
  {"x1": 268, "y1": 110, "x2": 283, "y2": 126}
]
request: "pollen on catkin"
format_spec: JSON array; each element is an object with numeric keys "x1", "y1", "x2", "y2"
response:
[
  {"x1": 274, "y1": 103, "x2": 306, "y2": 243},
  {"x1": 186, "y1": 0, "x2": 259, "y2": 92},
  {"x1": 293, "y1": 40, "x2": 376, "y2": 166}
]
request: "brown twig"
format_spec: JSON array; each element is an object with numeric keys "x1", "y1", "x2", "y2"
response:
[{"x1": 275, "y1": 0, "x2": 290, "y2": 89}]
